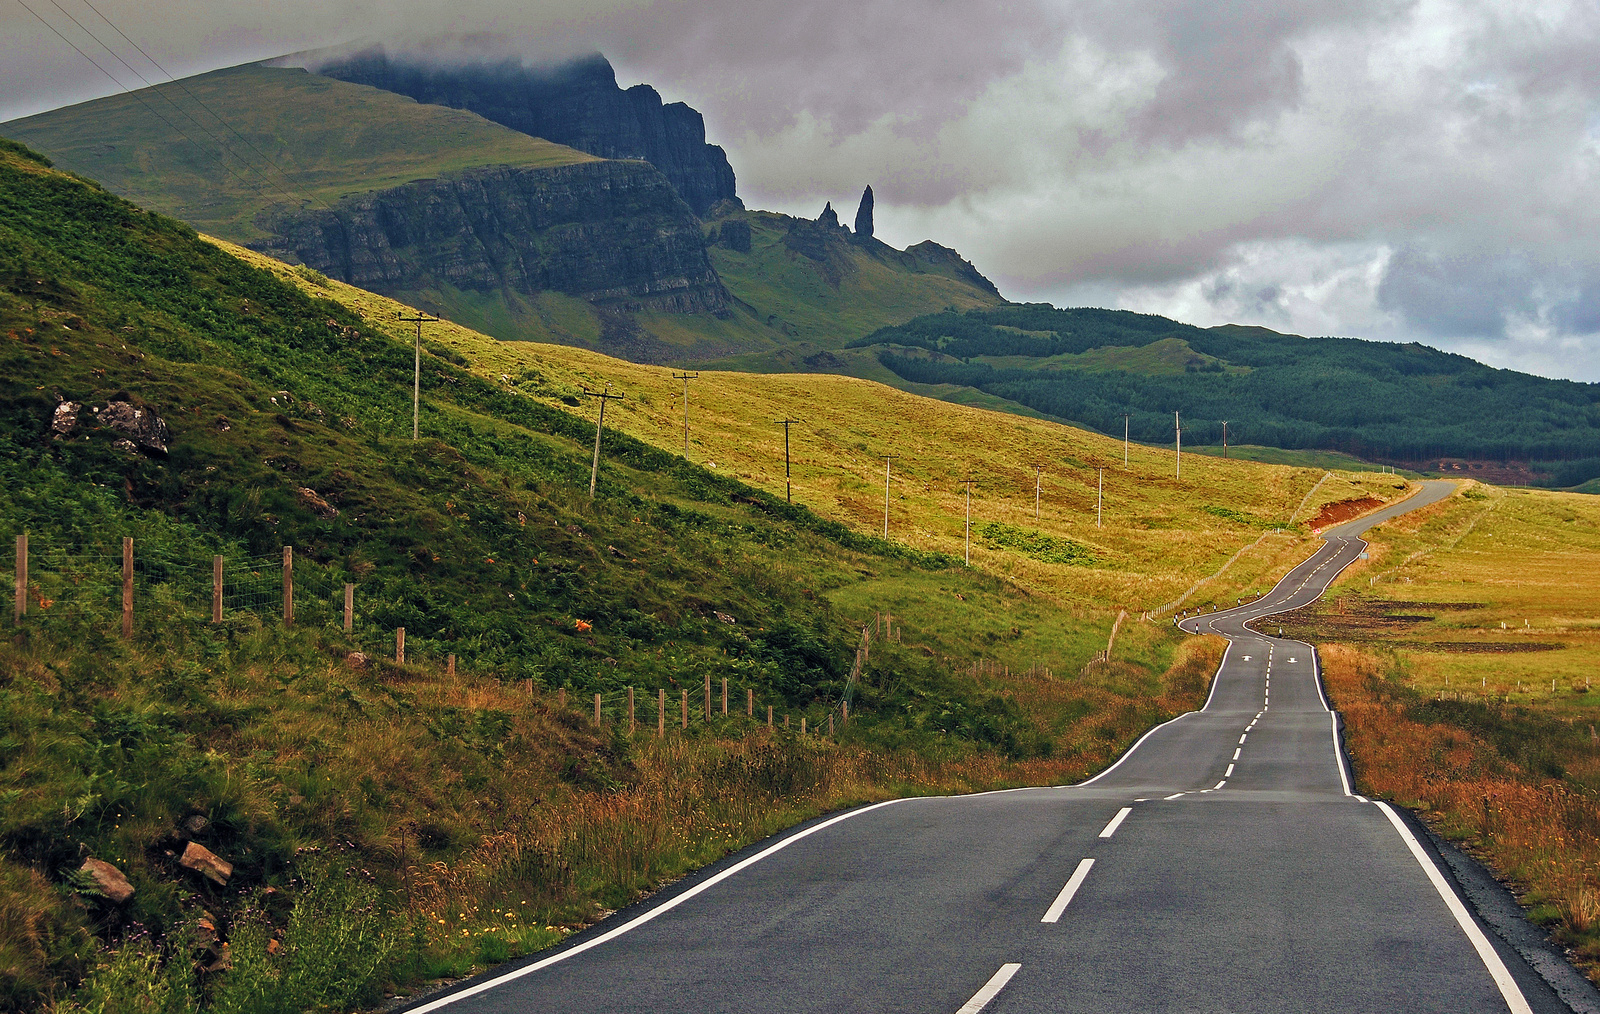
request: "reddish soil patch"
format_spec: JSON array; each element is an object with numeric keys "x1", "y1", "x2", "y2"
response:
[{"x1": 1308, "y1": 496, "x2": 1385, "y2": 530}]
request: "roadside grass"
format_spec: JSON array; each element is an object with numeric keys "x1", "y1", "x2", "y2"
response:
[{"x1": 1291, "y1": 483, "x2": 1600, "y2": 979}]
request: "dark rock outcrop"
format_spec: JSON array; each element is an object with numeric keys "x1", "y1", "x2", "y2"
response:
[
  {"x1": 904, "y1": 241, "x2": 1002, "y2": 297},
  {"x1": 252, "y1": 160, "x2": 728, "y2": 314},
  {"x1": 854, "y1": 186, "x2": 874, "y2": 239},
  {"x1": 314, "y1": 52, "x2": 739, "y2": 216},
  {"x1": 817, "y1": 202, "x2": 841, "y2": 230},
  {"x1": 715, "y1": 218, "x2": 752, "y2": 253}
]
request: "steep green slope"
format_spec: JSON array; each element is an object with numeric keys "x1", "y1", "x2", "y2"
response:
[
  {"x1": 1, "y1": 63, "x2": 596, "y2": 241},
  {"x1": 859, "y1": 306, "x2": 1600, "y2": 478},
  {"x1": 0, "y1": 139, "x2": 1210, "y2": 1010}
]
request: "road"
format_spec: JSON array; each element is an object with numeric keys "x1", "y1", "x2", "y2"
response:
[{"x1": 401, "y1": 479, "x2": 1585, "y2": 1013}]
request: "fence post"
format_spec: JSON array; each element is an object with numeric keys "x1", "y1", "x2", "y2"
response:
[
  {"x1": 704, "y1": 674, "x2": 711, "y2": 723},
  {"x1": 343, "y1": 583, "x2": 353, "y2": 632},
  {"x1": 559, "y1": 688, "x2": 566, "y2": 709},
  {"x1": 801, "y1": 717, "x2": 807, "y2": 735},
  {"x1": 784, "y1": 714, "x2": 789, "y2": 729},
  {"x1": 447, "y1": 654, "x2": 456, "y2": 680},
  {"x1": 658, "y1": 688, "x2": 665, "y2": 737},
  {"x1": 722, "y1": 678, "x2": 728, "y2": 717},
  {"x1": 594, "y1": 693, "x2": 601, "y2": 726},
  {"x1": 121, "y1": 537, "x2": 133, "y2": 639},
  {"x1": 767, "y1": 704, "x2": 773, "y2": 728},
  {"x1": 628, "y1": 687, "x2": 635, "y2": 732},
  {"x1": 282, "y1": 546, "x2": 293, "y2": 628},
  {"x1": 211, "y1": 555, "x2": 223, "y2": 623},
  {"x1": 395, "y1": 627, "x2": 405, "y2": 664},
  {"x1": 843, "y1": 700, "x2": 849, "y2": 723},
  {"x1": 747, "y1": 688, "x2": 754, "y2": 718},
  {"x1": 525, "y1": 678, "x2": 532, "y2": 696},
  {"x1": 13, "y1": 533, "x2": 25, "y2": 627},
  {"x1": 681, "y1": 689, "x2": 688, "y2": 730}
]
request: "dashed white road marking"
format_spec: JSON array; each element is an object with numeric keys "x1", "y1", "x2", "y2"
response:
[
  {"x1": 1163, "y1": 792, "x2": 1186, "y2": 800},
  {"x1": 1040, "y1": 860, "x2": 1096, "y2": 923},
  {"x1": 956, "y1": 963, "x2": 1023, "y2": 1013},
  {"x1": 1213, "y1": 780, "x2": 1227, "y2": 789},
  {"x1": 1232, "y1": 748, "x2": 1242, "y2": 760},
  {"x1": 1238, "y1": 734, "x2": 1248, "y2": 744},
  {"x1": 1098, "y1": 807, "x2": 1133, "y2": 838},
  {"x1": 1224, "y1": 764, "x2": 1235, "y2": 777}
]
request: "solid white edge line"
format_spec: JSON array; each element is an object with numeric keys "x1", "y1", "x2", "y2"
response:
[
  {"x1": 1077, "y1": 712, "x2": 1192, "y2": 786},
  {"x1": 1331, "y1": 712, "x2": 1353, "y2": 797},
  {"x1": 1098, "y1": 807, "x2": 1132, "y2": 838},
  {"x1": 1374, "y1": 802, "x2": 1534, "y2": 1014},
  {"x1": 1041, "y1": 859, "x2": 1096, "y2": 923},
  {"x1": 1312, "y1": 632, "x2": 1333, "y2": 712},
  {"x1": 1200, "y1": 635, "x2": 1236, "y2": 711},
  {"x1": 957, "y1": 962, "x2": 1022, "y2": 1014},
  {"x1": 402, "y1": 798, "x2": 906, "y2": 1013}
]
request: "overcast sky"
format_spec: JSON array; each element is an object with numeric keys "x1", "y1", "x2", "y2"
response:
[{"x1": 5, "y1": 0, "x2": 1600, "y2": 381}]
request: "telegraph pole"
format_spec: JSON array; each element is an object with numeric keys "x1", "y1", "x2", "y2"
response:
[
  {"x1": 1221, "y1": 420, "x2": 1229, "y2": 459},
  {"x1": 776, "y1": 419, "x2": 799, "y2": 501},
  {"x1": 672, "y1": 371, "x2": 699, "y2": 458},
  {"x1": 882, "y1": 455, "x2": 901, "y2": 538},
  {"x1": 960, "y1": 478, "x2": 979, "y2": 565},
  {"x1": 397, "y1": 310, "x2": 437, "y2": 440},
  {"x1": 582, "y1": 385, "x2": 625, "y2": 497},
  {"x1": 1175, "y1": 411, "x2": 1181, "y2": 480},
  {"x1": 1123, "y1": 413, "x2": 1131, "y2": 467},
  {"x1": 1032, "y1": 464, "x2": 1044, "y2": 519}
]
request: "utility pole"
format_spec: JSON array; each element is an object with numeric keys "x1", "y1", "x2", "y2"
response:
[
  {"x1": 1032, "y1": 464, "x2": 1044, "y2": 519},
  {"x1": 397, "y1": 310, "x2": 437, "y2": 440},
  {"x1": 1175, "y1": 411, "x2": 1181, "y2": 480},
  {"x1": 582, "y1": 385, "x2": 625, "y2": 497},
  {"x1": 960, "y1": 478, "x2": 978, "y2": 565},
  {"x1": 1123, "y1": 413, "x2": 1131, "y2": 468},
  {"x1": 672, "y1": 371, "x2": 699, "y2": 458},
  {"x1": 1221, "y1": 420, "x2": 1229, "y2": 459},
  {"x1": 1097, "y1": 468, "x2": 1104, "y2": 528},
  {"x1": 882, "y1": 455, "x2": 901, "y2": 538},
  {"x1": 776, "y1": 419, "x2": 799, "y2": 502}
]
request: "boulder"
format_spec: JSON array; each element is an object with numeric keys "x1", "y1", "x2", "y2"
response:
[
  {"x1": 294, "y1": 486, "x2": 339, "y2": 520},
  {"x1": 179, "y1": 841, "x2": 233, "y2": 885},
  {"x1": 78, "y1": 858, "x2": 134, "y2": 904},
  {"x1": 51, "y1": 401, "x2": 80, "y2": 438},
  {"x1": 95, "y1": 400, "x2": 170, "y2": 454}
]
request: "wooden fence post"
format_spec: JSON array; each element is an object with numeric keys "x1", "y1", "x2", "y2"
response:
[
  {"x1": 447, "y1": 654, "x2": 455, "y2": 680},
  {"x1": 13, "y1": 533, "x2": 26, "y2": 627},
  {"x1": 395, "y1": 627, "x2": 405, "y2": 664},
  {"x1": 767, "y1": 704, "x2": 773, "y2": 728},
  {"x1": 747, "y1": 688, "x2": 754, "y2": 718},
  {"x1": 843, "y1": 700, "x2": 849, "y2": 723},
  {"x1": 681, "y1": 689, "x2": 688, "y2": 730},
  {"x1": 525, "y1": 678, "x2": 533, "y2": 696},
  {"x1": 343, "y1": 583, "x2": 353, "y2": 632},
  {"x1": 121, "y1": 537, "x2": 133, "y2": 639},
  {"x1": 628, "y1": 687, "x2": 635, "y2": 733},
  {"x1": 594, "y1": 693, "x2": 601, "y2": 726},
  {"x1": 658, "y1": 688, "x2": 666, "y2": 737},
  {"x1": 559, "y1": 688, "x2": 566, "y2": 708},
  {"x1": 212, "y1": 555, "x2": 223, "y2": 623},
  {"x1": 703, "y1": 674, "x2": 711, "y2": 723},
  {"x1": 722, "y1": 678, "x2": 728, "y2": 716},
  {"x1": 801, "y1": 717, "x2": 807, "y2": 735},
  {"x1": 281, "y1": 546, "x2": 293, "y2": 628},
  {"x1": 784, "y1": 714, "x2": 789, "y2": 729}
]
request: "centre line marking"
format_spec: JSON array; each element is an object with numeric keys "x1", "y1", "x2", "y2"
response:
[
  {"x1": 1232, "y1": 748, "x2": 1241, "y2": 760},
  {"x1": 1213, "y1": 779, "x2": 1227, "y2": 789},
  {"x1": 957, "y1": 962, "x2": 1022, "y2": 1013},
  {"x1": 1041, "y1": 860, "x2": 1095, "y2": 923},
  {"x1": 1099, "y1": 807, "x2": 1133, "y2": 838},
  {"x1": 1238, "y1": 734, "x2": 1248, "y2": 744},
  {"x1": 1164, "y1": 792, "x2": 1186, "y2": 800},
  {"x1": 1224, "y1": 763, "x2": 1235, "y2": 777}
]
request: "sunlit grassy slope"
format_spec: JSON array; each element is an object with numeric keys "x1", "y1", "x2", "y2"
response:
[
  {"x1": 1, "y1": 63, "x2": 596, "y2": 241},
  {"x1": 215, "y1": 238, "x2": 1420, "y2": 617}
]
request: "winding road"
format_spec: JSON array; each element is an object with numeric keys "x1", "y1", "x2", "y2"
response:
[{"x1": 400, "y1": 479, "x2": 1591, "y2": 1013}]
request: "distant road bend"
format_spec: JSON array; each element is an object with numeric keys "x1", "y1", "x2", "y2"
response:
[{"x1": 403, "y1": 479, "x2": 1582, "y2": 1013}]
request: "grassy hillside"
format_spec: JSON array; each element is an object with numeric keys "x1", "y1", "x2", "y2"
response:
[
  {"x1": 0, "y1": 137, "x2": 1242, "y2": 1010},
  {"x1": 1280, "y1": 482, "x2": 1600, "y2": 977},
  {"x1": 859, "y1": 306, "x2": 1600, "y2": 476},
  {"x1": 213, "y1": 237, "x2": 1416, "y2": 625},
  {"x1": 0, "y1": 64, "x2": 595, "y2": 242}
]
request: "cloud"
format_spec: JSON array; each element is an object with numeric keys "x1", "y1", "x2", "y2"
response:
[{"x1": 3, "y1": 0, "x2": 1600, "y2": 379}]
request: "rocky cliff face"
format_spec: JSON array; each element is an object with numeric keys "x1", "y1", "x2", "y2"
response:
[
  {"x1": 315, "y1": 52, "x2": 739, "y2": 217},
  {"x1": 252, "y1": 159, "x2": 727, "y2": 314}
]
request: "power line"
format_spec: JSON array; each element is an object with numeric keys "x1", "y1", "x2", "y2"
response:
[{"x1": 69, "y1": 0, "x2": 329, "y2": 211}]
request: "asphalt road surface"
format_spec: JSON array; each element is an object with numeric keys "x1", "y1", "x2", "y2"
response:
[{"x1": 402, "y1": 479, "x2": 1586, "y2": 1013}]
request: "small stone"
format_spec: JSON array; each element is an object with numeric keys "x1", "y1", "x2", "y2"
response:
[
  {"x1": 202, "y1": 942, "x2": 232, "y2": 973},
  {"x1": 714, "y1": 611, "x2": 737, "y2": 625},
  {"x1": 294, "y1": 486, "x2": 339, "y2": 519},
  {"x1": 78, "y1": 858, "x2": 134, "y2": 904},
  {"x1": 51, "y1": 401, "x2": 80, "y2": 438},
  {"x1": 183, "y1": 814, "x2": 210, "y2": 835},
  {"x1": 179, "y1": 841, "x2": 233, "y2": 885},
  {"x1": 346, "y1": 652, "x2": 368, "y2": 668}
]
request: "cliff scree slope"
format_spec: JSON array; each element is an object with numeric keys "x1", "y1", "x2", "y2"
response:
[{"x1": 313, "y1": 51, "x2": 740, "y2": 217}]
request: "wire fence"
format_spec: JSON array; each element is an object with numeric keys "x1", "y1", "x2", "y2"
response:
[{"x1": 6, "y1": 534, "x2": 866, "y2": 740}]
